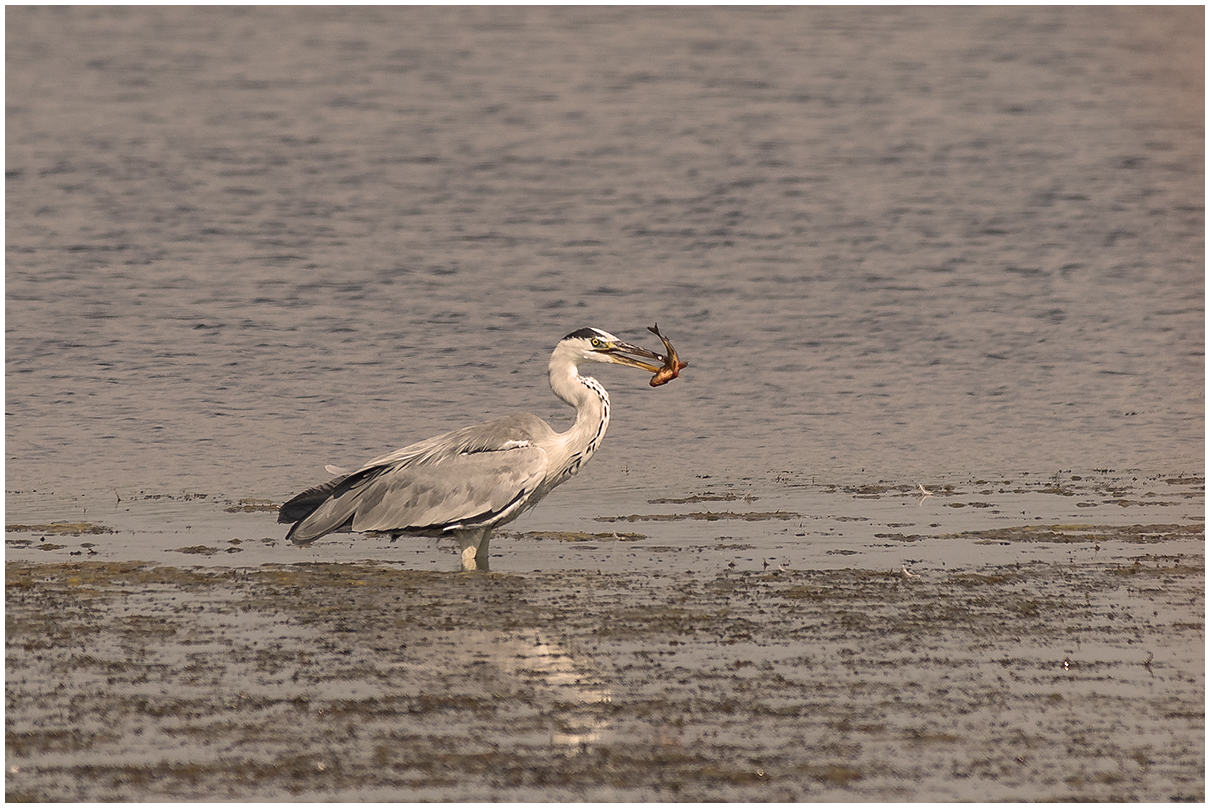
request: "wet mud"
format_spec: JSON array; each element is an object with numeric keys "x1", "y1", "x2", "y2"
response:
[{"x1": 7, "y1": 524, "x2": 1203, "y2": 802}]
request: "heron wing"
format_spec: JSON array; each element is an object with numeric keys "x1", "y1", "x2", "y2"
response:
[
  {"x1": 284, "y1": 444, "x2": 549, "y2": 544},
  {"x1": 358, "y1": 412, "x2": 556, "y2": 470}
]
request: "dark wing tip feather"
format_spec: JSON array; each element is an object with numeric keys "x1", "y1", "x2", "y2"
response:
[
  {"x1": 278, "y1": 467, "x2": 384, "y2": 525},
  {"x1": 278, "y1": 480, "x2": 338, "y2": 524}
]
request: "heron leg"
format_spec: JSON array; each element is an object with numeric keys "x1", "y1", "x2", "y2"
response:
[
  {"x1": 460, "y1": 544, "x2": 478, "y2": 571},
  {"x1": 456, "y1": 528, "x2": 492, "y2": 572},
  {"x1": 476, "y1": 531, "x2": 492, "y2": 572}
]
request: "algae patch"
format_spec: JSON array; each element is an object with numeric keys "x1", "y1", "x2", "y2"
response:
[
  {"x1": 223, "y1": 498, "x2": 279, "y2": 513},
  {"x1": 6, "y1": 522, "x2": 115, "y2": 535},
  {"x1": 936, "y1": 523, "x2": 1204, "y2": 544},
  {"x1": 501, "y1": 530, "x2": 647, "y2": 542},
  {"x1": 595, "y1": 511, "x2": 801, "y2": 523}
]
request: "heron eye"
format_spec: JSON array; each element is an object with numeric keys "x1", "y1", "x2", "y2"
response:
[{"x1": 591, "y1": 338, "x2": 602, "y2": 348}]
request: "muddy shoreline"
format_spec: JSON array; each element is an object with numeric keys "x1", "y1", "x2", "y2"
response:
[{"x1": 6, "y1": 524, "x2": 1203, "y2": 802}]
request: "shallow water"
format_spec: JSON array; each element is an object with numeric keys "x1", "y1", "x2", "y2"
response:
[
  {"x1": 5, "y1": 6, "x2": 1205, "y2": 802},
  {"x1": 5, "y1": 6, "x2": 1203, "y2": 507}
]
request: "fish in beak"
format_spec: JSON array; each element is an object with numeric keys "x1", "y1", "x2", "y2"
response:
[{"x1": 647, "y1": 323, "x2": 688, "y2": 387}]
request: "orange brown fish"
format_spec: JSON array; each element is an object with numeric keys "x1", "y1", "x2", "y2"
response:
[{"x1": 647, "y1": 324, "x2": 688, "y2": 387}]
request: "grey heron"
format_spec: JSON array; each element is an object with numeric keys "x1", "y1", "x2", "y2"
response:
[{"x1": 279, "y1": 328, "x2": 674, "y2": 571}]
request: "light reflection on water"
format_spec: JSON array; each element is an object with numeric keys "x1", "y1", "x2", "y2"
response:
[{"x1": 6, "y1": 7, "x2": 1203, "y2": 518}]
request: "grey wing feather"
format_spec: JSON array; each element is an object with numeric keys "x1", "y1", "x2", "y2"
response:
[
  {"x1": 355, "y1": 446, "x2": 547, "y2": 532},
  {"x1": 285, "y1": 446, "x2": 547, "y2": 543},
  {"x1": 358, "y1": 412, "x2": 555, "y2": 470},
  {"x1": 281, "y1": 413, "x2": 556, "y2": 544}
]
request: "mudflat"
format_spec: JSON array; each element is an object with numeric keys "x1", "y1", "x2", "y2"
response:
[{"x1": 6, "y1": 519, "x2": 1202, "y2": 801}]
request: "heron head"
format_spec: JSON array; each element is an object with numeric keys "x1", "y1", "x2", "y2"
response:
[{"x1": 559, "y1": 327, "x2": 664, "y2": 372}]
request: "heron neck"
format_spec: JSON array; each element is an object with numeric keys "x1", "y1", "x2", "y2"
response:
[{"x1": 548, "y1": 361, "x2": 610, "y2": 477}]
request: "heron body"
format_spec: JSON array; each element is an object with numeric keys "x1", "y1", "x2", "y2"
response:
[{"x1": 279, "y1": 328, "x2": 666, "y2": 571}]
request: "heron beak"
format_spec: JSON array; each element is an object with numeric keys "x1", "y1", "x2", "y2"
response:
[{"x1": 602, "y1": 341, "x2": 664, "y2": 373}]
